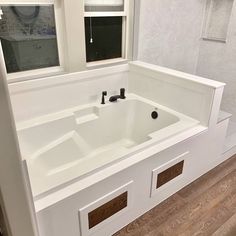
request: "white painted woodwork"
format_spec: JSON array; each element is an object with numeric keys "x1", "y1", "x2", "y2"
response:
[
  {"x1": 0, "y1": 40, "x2": 38, "y2": 236},
  {"x1": 6, "y1": 61, "x2": 230, "y2": 236},
  {"x1": 17, "y1": 94, "x2": 198, "y2": 198},
  {"x1": 85, "y1": 0, "x2": 123, "y2": 6}
]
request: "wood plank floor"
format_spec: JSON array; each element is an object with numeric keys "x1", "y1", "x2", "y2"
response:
[{"x1": 114, "y1": 155, "x2": 236, "y2": 236}]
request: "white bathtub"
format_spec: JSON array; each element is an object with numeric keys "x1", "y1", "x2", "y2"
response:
[{"x1": 17, "y1": 94, "x2": 199, "y2": 198}]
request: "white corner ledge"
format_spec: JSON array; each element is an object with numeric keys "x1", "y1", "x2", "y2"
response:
[{"x1": 217, "y1": 110, "x2": 232, "y2": 124}]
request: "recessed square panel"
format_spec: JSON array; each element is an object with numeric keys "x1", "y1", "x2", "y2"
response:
[
  {"x1": 79, "y1": 181, "x2": 133, "y2": 236},
  {"x1": 88, "y1": 192, "x2": 128, "y2": 229},
  {"x1": 151, "y1": 152, "x2": 188, "y2": 197},
  {"x1": 156, "y1": 160, "x2": 184, "y2": 189}
]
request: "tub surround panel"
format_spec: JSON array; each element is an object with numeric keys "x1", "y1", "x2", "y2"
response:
[
  {"x1": 129, "y1": 61, "x2": 224, "y2": 126},
  {"x1": 9, "y1": 64, "x2": 129, "y2": 122},
  {"x1": 36, "y1": 118, "x2": 228, "y2": 236},
  {"x1": 11, "y1": 61, "x2": 225, "y2": 200},
  {"x1": 10, "y1": 61, "x2": 224, "y2": 127},
  {"x1": 8, "y1": 61, "x2": 228, "y2": 236},
  {"x1": 129, "y1": 61, "x2": 224, "y2": 88},
  {"x1": 136, "y1": 0, "x2": 236, "y2": 125}
]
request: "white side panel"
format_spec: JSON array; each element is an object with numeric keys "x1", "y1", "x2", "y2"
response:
[
  {"x1": 0, "y1": 42, "x2": 38, "y2": 236},
  {"x1": 128, "y1": 61, "x2": 224, "y2": 126}
]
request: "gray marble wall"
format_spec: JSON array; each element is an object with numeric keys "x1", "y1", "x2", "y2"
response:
[
  {"x1": 197, "y1": 2, "x2": 236, "y2": 122},
  {"x1": 137, "y1": 0, "x2": 205, "y2": 74},
  {"x1": 136, "y1": 0, "x2": 236, "y2": 122}
]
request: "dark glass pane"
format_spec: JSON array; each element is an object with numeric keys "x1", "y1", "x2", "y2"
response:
[
  {"x1": 85, "y1": 17, "x2": 122, "y2": 62},
  {"x1": 0, "y1": 5, "x2": 59, "y2": 73}
]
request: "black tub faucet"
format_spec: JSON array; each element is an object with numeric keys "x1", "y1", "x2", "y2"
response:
[
  {"x1": 101, "y1": 91, "x2": 107, "y2": 104},
  {"x1": 109, "y1": 88, "x2": 126, "y2": 102}
]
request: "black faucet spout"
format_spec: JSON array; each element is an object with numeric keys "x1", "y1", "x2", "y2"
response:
[
  {"x1": 109, "y1": 95, "x2": 121, "y2": 102},
  {"x1": 109, "y1": 88, "x2": 126, "y2": 102}
]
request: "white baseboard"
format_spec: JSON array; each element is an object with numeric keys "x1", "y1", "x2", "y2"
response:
[{"x1": 222, "y1": 145, "x2": 236, "y2": 160}]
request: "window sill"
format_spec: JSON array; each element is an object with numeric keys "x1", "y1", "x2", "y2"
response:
[
  {"x1": 202, "y1": 37, "x2": 227, "y2": 43},
  {"x1": 7, "y1": 66, "x2": 65, "y2": 84},
  {"x1": 86, "y1": 58, "x2": 129, "y2": 70}
]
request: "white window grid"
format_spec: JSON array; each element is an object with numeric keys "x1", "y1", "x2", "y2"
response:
[{"x1": 0, "y1": 0, "x2": 134, "y2": 82}]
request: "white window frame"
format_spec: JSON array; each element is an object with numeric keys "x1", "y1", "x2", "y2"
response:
[
  {"x1": 0, "y1": 0, "x2": 134, "y2": 83},
  {"x1": 84, "y1": 0, "x2": 134, "y2": 69},
  {"x1": 0, "y1": 0, "x2": 66, "y2": 83}
]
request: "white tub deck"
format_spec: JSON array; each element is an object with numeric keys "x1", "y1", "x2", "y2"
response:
[{"x1": 17, "y1": 94, "x2": 199, "y2": 198}]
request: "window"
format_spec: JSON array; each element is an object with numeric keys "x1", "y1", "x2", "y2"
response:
[
  {"x1": 0, "y1": 0, "x2": 134, "y2": 82},
  {"x1": 84, "y1": 0, "x2": 133, "y2": 64},
  {"x1": 85, "y1": 17, "x2": 122, "y2": 62},
  {"x1": 0, "y1": 4, "x2": 60, "y2": 74}
]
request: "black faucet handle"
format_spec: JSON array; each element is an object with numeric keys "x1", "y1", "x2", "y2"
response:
[
  {"x1": 102, "y1": 91, "x2": 107, "y2": 96},
  {"x1": 120, "y1": 88, "x2": 126, "y2": 99}
]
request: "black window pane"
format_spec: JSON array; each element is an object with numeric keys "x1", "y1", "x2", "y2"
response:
[
  {"x1": 85, "y1": 17, "x2": 122, "y2": 62},
  {"x1": 0, "y1": 5, "x2": 59, "y2": 73}
]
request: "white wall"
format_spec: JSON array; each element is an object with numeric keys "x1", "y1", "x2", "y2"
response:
[{"x1": 136, "y1": 0, "x2": 236, "y2": 122}]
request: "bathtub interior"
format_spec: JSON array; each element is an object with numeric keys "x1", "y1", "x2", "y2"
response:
[
  {"x1": 18, "y1": 99, "x2": 179, "y2": 159},
  {"x1": 17, "y1": 95, "x2": 199, "y2": 197}
]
